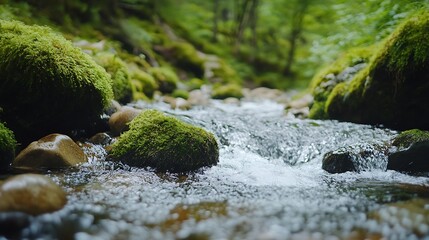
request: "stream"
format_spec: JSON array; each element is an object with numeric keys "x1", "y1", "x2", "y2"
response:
[{"x1": 9, "y1": 100, "x2": 429, "y2": 239}]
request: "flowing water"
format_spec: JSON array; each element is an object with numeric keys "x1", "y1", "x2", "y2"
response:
[{"x1": 5, "y1": 100, "x2": 429, "y2": 239}]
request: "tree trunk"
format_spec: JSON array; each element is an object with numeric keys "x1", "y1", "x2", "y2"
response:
[
  {"x1": 212, "y1": 0, "x2": 220, "y2": 42},
  {"x1": 284, "y1": 0, "x2": 309, "y2": 76},
  {"x1": 249, "y1": 0, "x2": 259, "y2": 62}
]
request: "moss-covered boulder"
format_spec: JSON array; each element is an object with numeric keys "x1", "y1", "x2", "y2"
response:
[
  {"x1": 309, "y1": 46, "x2": 374, "y2": 119},
  {"x1": 130, "y1": 68, "x2": 158, "y2": 99},
  {"x1": 149, "y1": 67, "x2": 179, "y2": 94},
  {"x1": 310, "y1": 11, "x2": 429, "y2": 130},
  {"x1": 388, "y1": 129, "x2": 429, "y2": 173},
  {"x1": 93, "y1": 52, "x2": 133, "y2": 104},
  {"x1": 391, "y1": 129, "x2": 429, "y2": 150},
  {"x1": 172, "y1": 89, "x2": 190, "y2": 100},
  {"x1": 212, "y1": 84, "x2": 244, "y2": 100},
  {"x1": 167, "y1": 42, "x2": 205, "y2": 78},
  {"x1": 0, "y1": 20, "x2": 113, "y2": 143},
  {"x1": 0, "y1": 122, "x2": 16, "y2": 171},
  {"x1": 109, "y1": 110, "x2": 219, "y2": 172}
]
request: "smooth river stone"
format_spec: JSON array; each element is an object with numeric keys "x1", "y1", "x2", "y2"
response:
[
  {"x1": 13, "y1": 134, "x2": 87, "y2": 170},
  {"x1": 108, "y1": 106, "x2": 141, "y2": 136},
  {"x1": 0, "y1": 174, "x2": 67, "y2": 215}
]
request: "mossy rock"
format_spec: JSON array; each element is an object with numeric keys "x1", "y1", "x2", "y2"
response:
[
  {"x1": 388, "y1": 129, "x2": 429, "y2": 173},
  {"x1": 130, "y1": 68, "x2": 158, "y2": 98},
  {"x1": 392, "y1": 129, "x2": 429, "y2": 150},
  {"x1": 148, "y1": 67, "x2": 179, "y2": 94},
  {"x1": 0, "y1": 20, "x2": 113, "y2": 143},
  {"x1": 168, "y1": 42, "x2": 205, "y2": 78},
  {"x1": 0, "y1": 122, "x2": 16, "y2": 171},
  {"x1": 211, "y1": 59, "x2": 241, "y2": 84},
  {"x1": 186, "y1": 78, "x2": 205, "y2": 91},
  {"x1": 320, "y1": 11, "x2": 429, "y2": 130},
  {"x1": 212, "y1": 84, "x2": 244, "y2": 100},
  {"x1": 388, "y1": 140, "x2": 429, "y2": 173},
  {"x1": 172, "y1": 89, "x2": 189, "y2": 100},
  {"x1": 308, "y1": 46, "x2": 375, "y2": 119},
  {"x1": 109, "y1": 110, "x2": 219, "y2": 172},
  {"x1": 93, "y1": 52, "x2": 133, "y2": 104}
]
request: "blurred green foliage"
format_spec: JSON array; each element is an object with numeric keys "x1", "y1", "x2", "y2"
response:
[{"x1": 0, "y1": 0, "x2": 427, "y2": 90}]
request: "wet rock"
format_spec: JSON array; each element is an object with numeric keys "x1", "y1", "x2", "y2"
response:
[
  {"x1": 109, "y1": 109, "x2": 219, "y2": 173},
  {"x1": 108, "y1": 106, "x2": 142, "y2": 136},
  {"x1": 322, "y1": 151, "x2": 356, "y2": 173},
  {"x1": 0, "y1": 212, "x2": 31, "y2": 238},
  {"x1": 164, "y1": 96, "x2": 192, "y2": 110},
  {"x1": 89, "y1": 132, "x2": 114, "y2": 146},
  {"x1": 388, "y1": 141, "x2": 429, "y2": 173},
  {"x1": 245, "y1": 87, "x2": 291, "y2": 103},
  {"x1": 188, "y1": 89, "x2": 210, "y2": 106},
  {"x1": 104, "y1": 99, "x2": 123, "y2": 117},
  {"x1": 0, "y1": 174, "x2": 67, "y2": 215},
  {"x1": 323, "y1": 144, "x2": 389, "y2": 173},
  {"x1": 13, "y1": 134, "x2": 87, "y2": 171}
]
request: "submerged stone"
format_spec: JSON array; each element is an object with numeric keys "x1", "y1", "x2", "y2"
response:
[
  {"x1": 0, "y1": 174, "x2": 67, "y2": 215},
  {"x1": 0, "y1": 20, "x2": 113, "y2": 144},
  {"x1": 13, "y1": 134, "x2": 87, "y2": 171},
  {"x1": 109, "y1": 109, "x2": 219, "y2": 172}
]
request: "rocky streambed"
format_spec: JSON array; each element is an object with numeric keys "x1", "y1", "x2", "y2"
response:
[{"x1": 1, "y1": 99, "x2": 428, "y2": 240}]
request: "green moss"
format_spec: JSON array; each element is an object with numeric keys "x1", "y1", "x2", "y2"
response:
[
  {"x1": 211, "y1": 59, "x2": 241, "y2": 85},
  {"x1": 0, "y1": 122, "x2": 16, "y2": 170},
  {"x1": 130, "y1": 68, "x2": 158, "y2": 98},
  {"x1": 392, "y1": 129, "x2": 429, "y2": 149},
  {"x1": 148, "y1": 67, "x2": 179, "y2": 94},
  {"x1": 212, "y1": 84, "x2": 244, "y2": 100},
  {"x1": 93, "y1": 52, "x2": 133, "y2": 104},
  {"x1": 0, "y1": 20, "x2": 113, "y2": 143},
  {"x1": 324, "y1": 11, "x2": 429, "y2": 129},
  {"x1": 309, "y1": 45, "x2": 375, "y2": 120},
  {"x1": 168, "y1": 42, "x2": 205, "y2": 78},
  {"x1": 186, "y1": 78, "x2": 205, "y2": 90},
  {"x1": 109, "y1": 110, "x2": 219, "y2": 172},
  {"x1": 172, "y1": 89, "x2": 189, "y2": 100}
]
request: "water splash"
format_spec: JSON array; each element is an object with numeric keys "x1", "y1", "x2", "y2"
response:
[{"x1": 5, "y1": 100, "x2": 429, "y2": 240}]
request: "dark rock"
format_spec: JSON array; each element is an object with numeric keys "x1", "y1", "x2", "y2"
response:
[
  {"x1": 388, "y1": 140, "x2": 429, "y2": 173},
  {"x1": 322, "y1": 151, "x2": 356, "y2": 173},
  {"x1": 323, "y1": 144, "x2": 389, "y2": 173},
  {"x1": 13, "y1": 134, "x2": 87, "y2": 171},
  {"x1": 0, "y1": 174, "x2": 67, "y2": 215},
  {"x1": 0, "y1": 212, "x2": 31, "y2": 238}
]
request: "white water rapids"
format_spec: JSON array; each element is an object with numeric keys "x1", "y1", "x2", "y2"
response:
[{"x1": 6, "y1": 100, "x2": 429, "y2": 240}]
